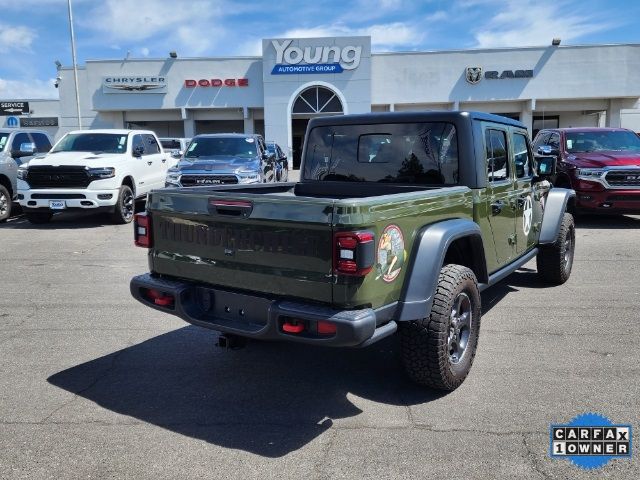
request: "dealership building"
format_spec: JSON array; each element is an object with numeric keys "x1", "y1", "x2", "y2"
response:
[{"x1": 3, "y1": 37, "x2": 640, "y2": 168}]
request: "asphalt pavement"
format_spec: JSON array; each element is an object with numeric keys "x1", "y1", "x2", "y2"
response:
[{"x1": 0, "y1": 205, "x2": 638, "y2": 479}]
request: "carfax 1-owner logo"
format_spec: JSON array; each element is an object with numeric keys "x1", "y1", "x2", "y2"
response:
[{"x1": 550, "y1": 413, "x2": 632, "y2": 470}]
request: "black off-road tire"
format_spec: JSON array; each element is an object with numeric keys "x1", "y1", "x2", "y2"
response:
[
  {"x1": 399, "y1": 264, "x2": 481, "y2": 391},
  {"x1": 111, "y1": 185, "x2": 135, "y2": 224},
  {"x1": 0, "y1": 184, "x2": 11, "y2": 222},
  {"x1": 25, "y1": 211, "x2": 53, "y2": 224},
  {"x1": 536, "y1": 212, "x2": 575, "y2": 285}
]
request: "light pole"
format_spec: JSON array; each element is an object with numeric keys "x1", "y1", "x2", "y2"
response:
[{"x1": 67, "y1": 0, "x2": 82, "y2": 129}]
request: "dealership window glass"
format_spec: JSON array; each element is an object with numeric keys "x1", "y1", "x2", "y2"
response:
[
  {"x1": 513, "y1": 133, "x2": 532, "y2": 178},
  {"x1": 52, "y1": 133, "x2": 128, "y2": 154},
  {"x1": 565, "y1": 130, "x2": 640, "y2": 153},
  {"x1": 185, "y1": 136, "x2": 258, "y2": 159},
  {"x1": 293, "y1": 86, "x2": 343, "y2": 115},
  {"x1": 303, "y1": 122, "x2": 458, "y2": 184},
  {"x1": 532, "y1": 116, "x2": 559, "y2": 139},
  {"x1": 485, "y1": 129, "x2": 509, "y2": 182},
  {"x1": 31, "y1": 133, "x2": 52, "y2": 153},
  {"x1": 11, "y1": 133, "x2": 30, "y2": 151}
]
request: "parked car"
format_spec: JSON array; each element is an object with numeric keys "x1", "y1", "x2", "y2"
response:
[
  {"x1": 131, "y1": 111, "x2": 575, "y2": 391},
  {"x1": 17, "y1": 129, "x2": 171, "y2": 224},
  {"x1": 533, "y1": 127, "x2": 640, "y2": 214},
  {"x1": 159, "y1": 137, "x2": 190, "y2": 159},
  {"x1": 0, "y1": 129, "x2": 53, "y2": 222},
  {"x1": 165, "y1": 133, "x2": 277, "y2": 187},
  {"x1": 265, "y1": 141, "x2": 289, "y2": 182}
]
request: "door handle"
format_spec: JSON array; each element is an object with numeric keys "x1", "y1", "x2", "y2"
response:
[
  {"x1": 161, "y1": 158, "x2": 167, "y2": 163},
  {"x1": 491, "y1": 200, "x2": 505, "y2": 216},
  {"x1": 147, "y1": 161, "x2": 153, "y2": 166}
]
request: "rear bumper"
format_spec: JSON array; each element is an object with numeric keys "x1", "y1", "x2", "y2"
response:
[
  {"x1": 130, "y1": 273, "x2": 396, "y2": 347},
  {"x1": 575, "y1": 188, "x2": 640, "y2": 213}
]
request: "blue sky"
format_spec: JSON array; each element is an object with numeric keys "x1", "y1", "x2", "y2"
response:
[{"x1": 0, "y1": 0, "x2": 637, "y2": 99}]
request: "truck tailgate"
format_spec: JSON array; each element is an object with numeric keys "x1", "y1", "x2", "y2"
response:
[{"x1": 147, "y1": 189, "x2": 334, "y2": 304}]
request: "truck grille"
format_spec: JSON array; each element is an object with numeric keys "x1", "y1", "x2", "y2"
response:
[
  {"x1": 606, "y1": 194, "x2": 640, "y2": 202},
  {"x1": 180, "y1": 175, "x2": 239, "y2": 186},
  {"x1": 27, "y1": 166, "x2": 91, "y2": 189},
  {"x1": 605, "y1": 170, "x2": 640, "y2": 188}
]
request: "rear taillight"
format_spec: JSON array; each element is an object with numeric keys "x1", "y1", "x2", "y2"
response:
[
  {"x1": 143, "y1": 288, "x2": 174, "y2": 308},
  {"x1": 333, "y1": 231, "x2": 375, "y2": 276},
  {"x1": 134, "y1": 212, "x2": 152, "y2": 248}
]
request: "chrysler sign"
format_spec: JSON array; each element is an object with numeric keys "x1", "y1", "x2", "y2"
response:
[
  {"x1": 102, "y1": 76, "x2": 167, "y2": 94},
  {"x1": 271, "y1": 39, "x2": 362, "y2": 74}
]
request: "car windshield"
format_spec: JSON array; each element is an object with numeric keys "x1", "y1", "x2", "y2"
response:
[
  {"x1": 51, "y1": 133, "x2": 128, "y2": 154},
  {"x1": 185, "y1": 137, "x2": 258, "y2": 159},
  {"x1": 0, "y1": 133, "x2": 9, "y2": 151},
  {"x1": 565, "y1": 131, "x2": 640, "y2": 153}
]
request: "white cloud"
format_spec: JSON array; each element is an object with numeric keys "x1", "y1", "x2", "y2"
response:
[
  {"x1": 140, "y1": 47, "x2": 150, "y2": 57},
  {"x1": 473, "y1": 0, "x2": 615, "y2": 48},
  {"x1": 0, "y1": 24, "x2": 37, "y2": 53},
  {"x1": 284, "y1": 22, "x2": 425, "y2": 50},
  {"x1": 83, "y1": 0, "x2": 226, "y2": 55},
  {"x1": 0, "y1": 78, "x2": 58, "y2": 99}
]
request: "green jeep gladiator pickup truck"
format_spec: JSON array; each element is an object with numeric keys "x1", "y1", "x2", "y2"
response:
[{"x1": 130, "y1": 111, "x2": 576, "y2": 391}]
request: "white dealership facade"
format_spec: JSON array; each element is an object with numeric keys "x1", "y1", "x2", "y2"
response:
[{"x1": 4, "y1": 36, "x2": 640, "y2": 167}]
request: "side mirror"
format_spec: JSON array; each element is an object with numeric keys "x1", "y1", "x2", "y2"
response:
[
  {"x1": 537, "y1": 145, "x2": 559, "y2": 157},
  {"x1": 12, "y1": 142, "x2": 36, "y2": 158},
  {"x1": 535, "y1": 155, "x2": 557, "y2": 177},
  {"x1": 170, "y1": 150, "x2": 182, "y2": 159},
  {"x1": 133, "y1": 145, "x2": 145, "y2": 157}
]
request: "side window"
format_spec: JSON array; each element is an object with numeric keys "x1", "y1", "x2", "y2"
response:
[
  {"x1": 532, "y1": 132, "x2": 550, "y2": 152},
  {"x1": 31, "y1": 133, "x2": 52, "y2": 153},
  {"x1": 144, "y1": 135, "x2": 160, "y2": 155},
  {"x1": 131, "y1": 135, "x2": 145, "y2": 155},
  {"x1": 485, "y1": 129, "x2": 509, "y2": 182},
  {"x1": 513, "y1": 133, "x2": 533, "y2": 178},
  {"x1": 11, "y1": 133, "x2": 31, "y2": 151},
  {"x1": 548, "y1": 133, "x2": 560, "y2": 150}
]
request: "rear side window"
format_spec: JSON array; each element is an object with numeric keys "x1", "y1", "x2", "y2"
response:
[
  {"x1": 512, "y1": 133, "x2": 532, "y2": 178},
  {"x1": 31, "y1": 133, "x2": 52, "y2": 153},
  {"x1": 11, "y1": 133, "x2": 31, "y2": 151},
  {"x1": 303, "y1": 122, "x2": 459, "y2": 185},
  {"x1": 143, "y1": 135, "x2": 160, "y2": 154},
  {"x1": 485, "y1": 129, "x2": 509, "y2": 182},
  {"x1": 548, "y1": 133, "x2": 560, "y2": 150},
  {"x1": 161, "y1": 139, "x2": 181, "y2": 150}
]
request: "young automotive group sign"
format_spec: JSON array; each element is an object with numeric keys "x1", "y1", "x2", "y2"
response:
[{"x1": 270, "y1": 39, "x2": 363, "y2": 74}]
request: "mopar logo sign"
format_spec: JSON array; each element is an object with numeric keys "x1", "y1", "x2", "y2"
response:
[
  {"x1": 270, "y1": 39, "x2": 362, "y2": 74},
  {"x1": 6, "y1": 116, "x2": 19, "y2": 127}
]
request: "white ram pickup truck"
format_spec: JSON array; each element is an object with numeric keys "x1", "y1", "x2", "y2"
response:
[{"x1": 18, "y1": 129, "x2": 173, "y2": 224}]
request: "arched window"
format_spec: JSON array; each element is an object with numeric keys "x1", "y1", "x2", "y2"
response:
[{"x1": 292, "y1": 86, "x2": 343, "y2": 115}]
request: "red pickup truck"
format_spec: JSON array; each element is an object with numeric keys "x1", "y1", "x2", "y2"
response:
[{"x1": 533, "y1": 127, "x2": 640, "y2": 214}]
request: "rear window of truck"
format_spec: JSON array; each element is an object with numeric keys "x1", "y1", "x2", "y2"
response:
[{"x1": 303, "y1": 122, "x2": 459, "y2": 185}]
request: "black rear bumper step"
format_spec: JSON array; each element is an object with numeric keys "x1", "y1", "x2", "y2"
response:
[{"x1": 130, "y1": 273, "x2": 395, "y2": 347}]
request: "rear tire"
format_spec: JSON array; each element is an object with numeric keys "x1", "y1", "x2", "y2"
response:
[
  {"x1": 111, "y1": 185, "x2": 135, "y2": 224},
  {"x1": 399, "y1": 264, "x2": 481, "y2": 391},
  {"x1": 537, "y1": 212, "x2": 575, "y2": 285},
  {"x1": 0, "y1": 185, "x2": 11, "y2": 222},
  {"x1": 25, "y1": 211, "x2": 53, "y2": 224}
]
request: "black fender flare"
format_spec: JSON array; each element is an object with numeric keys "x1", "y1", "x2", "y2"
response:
[
  {"x1": 395, "y1": 218, "x2": 487, "y2": 321},
  {"x1": 539, "y1": 188, "x2": 575, "y2": 244}
]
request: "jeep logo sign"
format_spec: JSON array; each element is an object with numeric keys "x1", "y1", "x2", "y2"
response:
[{"x1": 271, "y1": 39, "x2": 362, "y2": 74}]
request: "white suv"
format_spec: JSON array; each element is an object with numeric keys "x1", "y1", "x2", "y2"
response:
[{"x1": 17, "y1": 129, "x2": 172, "y2": 224}]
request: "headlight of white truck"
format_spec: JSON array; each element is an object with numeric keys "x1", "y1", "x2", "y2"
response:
[
  {"x1": 17, "y1": 167, "x2": 28, "y2": 180},
  {"x1": 88, "y1": 167, "x2": 116, "y2": 179}
]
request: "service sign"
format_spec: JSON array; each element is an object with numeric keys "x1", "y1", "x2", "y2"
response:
[
  {"x1": 20, "y1": 117, "x2": 59, "y2": 127},
  {"x1": 270, "y1": 39, "x2": 363, "y2": 75},
  {"x1": 102, "y1": 76, "x2": 167, "y2": 94},
  {"x1": 0, "y1": 102, "x2": 29, "y2": 115}
]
